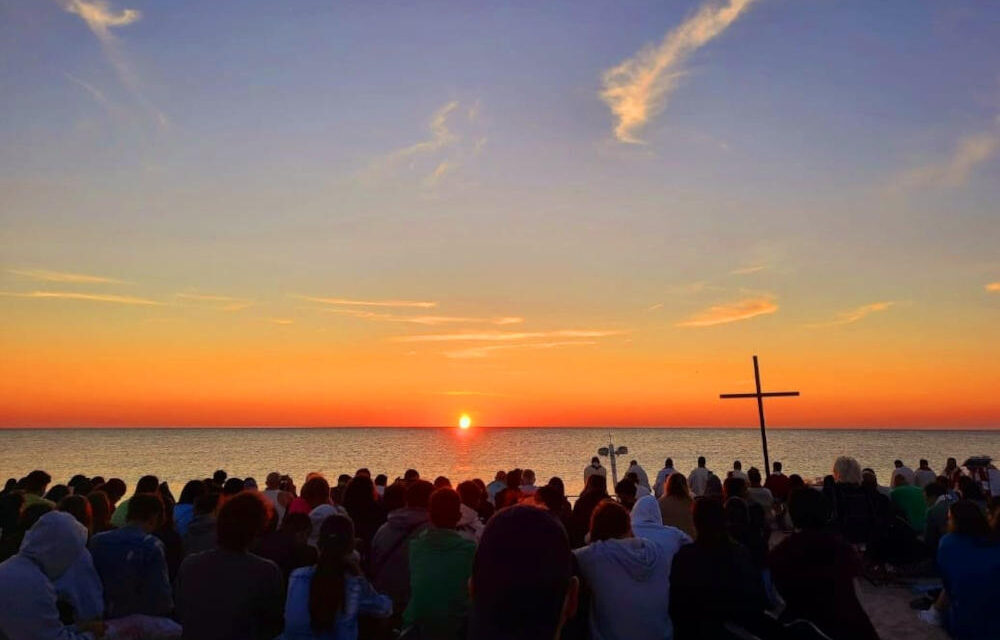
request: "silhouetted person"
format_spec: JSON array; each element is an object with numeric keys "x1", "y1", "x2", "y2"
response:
[
  {"x1": 583, "y1": 457, "x2": 607, "y2": 489},
  {"x1": 283, "y1": 513, "x2": 392, "y2": 639},
  {"x1": 175, "y1": 491, "x2": 283, "y2": 640},
  {"x1": 110, "y1": 474, "x2": 158, "y2": 528},
  {"x1": 495, "y1": 469, "x2": 523, "y2": 509},
  {"x1": 370, "y1": 479, "x2": 432, "y2": 613},
  {"x1": 688, "y1": 457, "x2": 711, "y2": 497},
  {"x1": 469, "y1": 505, "x2": 578, "y2": 640},
  {"x1": 614, "y1": 477, "x2": 638, "y2": 511},
  {"x1": 89, "y1": 493, "x2": 173, "y2": 619},
  {"x1": 22, "y1": 470, "x2": 53, "y2": 508},
  {"x1": 252, "y1": 511, "x2": 318, "y2": 584},
  {"x1": 174, "y1": 479, "x2": 206, "y2": 537},
  {"x1": 654, "y1": 458, "x2": 676, "y2": 498},
  {"x1": 55, "y1": 496, "x2": 104, "y2": 625},
  {"x1": 86, "y1": 491, "x2": 114, "y2": 534},
  {"x1": 570, "y1": 474, "x2": 608, "y2": 548},
  {"x1": 183, "y1": 492, "x2": 220, "y2": 557},
  {"x1": 342, "y1": 475, "x2": 386, "y2": 562},
  {"x1": 769, "y1": 488, "x2": 878, "y2": 640},
  {"x1": 658, "y1": 472, "x2": 695, "y2": 539},
  {"x1": 764, "y1": 461, "x2": 791, "y2": 502}
]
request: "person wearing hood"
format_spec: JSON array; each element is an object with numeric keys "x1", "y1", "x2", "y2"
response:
[
  {"x1": 54, "y1": 496, "x2": 104, "y2": 626},
  {"x1": 370, "y1": 480, "x2": 433, "y2": 613},
  {"x1": 456, "y1": 481, "x2": 485, "y2": 542},
  {"x1": 630, "y1": 495, "x2": 691, "y2": 563},
  {"x1": 403, "y1": 488, "x2": 476, "y2": 638},
  {"x1": 0, "y1": 511, "x2": 105, "y2": 639},
  {"x1": 574, "y1": 500, "x2": 676, "y2": 640}
]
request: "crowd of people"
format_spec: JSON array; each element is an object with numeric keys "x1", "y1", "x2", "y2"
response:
[{"x1": 0, "y1": 454, "x2": 998, "y2": 640}]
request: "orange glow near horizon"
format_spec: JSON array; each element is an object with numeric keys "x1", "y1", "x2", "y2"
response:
[{"x1": 459, "y1": 414, "x2": 472, "y2": 430}]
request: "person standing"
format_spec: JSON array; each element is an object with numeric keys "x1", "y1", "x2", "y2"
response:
[
  {"x1": 688, "y1": 457, "x2": 711, "y2": 497},
  {"x1": 763, "y1": 461, "x2": 791, "y2": 502},
  {"x1": 583, "y1": 457, "x2": 607, "y2": 488},
  {"x1": 653, "y1": 458, "x2": 676, "y2": 498},
  {"x1": 891, "y1": 460, "x2": 916, "y2": 487},
  {"x1": 730, "y1": 461, "x2": 748, "y2": 482},
  {"x1": 914, "y1": 460, "x2": 937, "y2": 489},
  {"x1": 626, "y1": 460, "x2": 650, "y2": 492}
]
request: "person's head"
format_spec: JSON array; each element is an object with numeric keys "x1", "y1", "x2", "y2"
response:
[
  {"x1": 945, "y1": 457, "x2": 958, "y2": 470},
  {"x1": 584, "y1": 473, "x2": 607, "y2": 496},
  {"x1": 44, "y1": 485, "x2": 70, "y2": 504},
  {"x1": 134, "y1": 474, "x2": 159, "y2": 496},
  {"x1": 355, "y1": 468, "x2": 371, "y2": 479},
  {"x1": 309, "y1": 514, "x2": 358, "y2": 632},
  {"x1": 704, "y1": 474, "x2": 723, "y2": 497},
  {"x1": 494, "y1": 470, "x2": 506, "y2": 482},
  {"x1": 894, "y1": 460, "x2": 903, "y2": 468},
  {"x1": 336, "y1": 474, "x2": 351, "y2": 488},
  {"x1": 403, "y1": 469, "x2": 420, "y2": 482},
  {"x1": 193, "y1": 492, "x2": 221, "y2": 516},
  {"x1": 57, "y1": 495, "x2": 93, "y2": 533},
  {"x1": 22, "y1": 470, "x2": 52, "y2": 496},
  {"x1": 833, "y1": 456, "x2": 862, "y2": 485},
  {"x1": 891, "y1": 473, "x2": 909, "y2": 488},
  {"x1": 747, "y1": 467, "x2": 762, "y2": 487},
  {"x1": 665, "y1": 457, "x2": 673, "y2": 468},
  {"x1": 773, "y1": 461, "x2": 783, "y2": 473},
  {"x1": 522, "y1": 469, "x2": 536, "y2": 486},
  {"x1": 103, "y1": 478, "x2": 127, "y2": 504},
  {"x1": 67, "y1": 475, "x2": 92, "y2": 497},
  {"x1": 924, "y1": 481, "x2": 946, "y2": 505},
  {"x1": 919, "y1": 459, "x2": 930, "y2": 469},
  {"x1": 217, "y1": 491, "x2": 271, "y2": 551},
  {"x1": 861, "y1": 469, "x2": 878, "y2": 491},
  {"x1": 666, "y1": 472, "x2": 690, "y2": 499},
  {"x1": 692, "y1": 496, "x2": 727, "y2": 544},
  {"x1": 374, "y1": 474, "x2": 388, "y2": 488},
  {"x1": 457, "y1": 481, "x2": 481, "y2": 509},
  {"x1": 589, "y1": 499, "x2": 631, "y2": 542},
  {"x1": 624, "y1": 471, "x2": 639, "y2": 485},
  {"x1": 406, "y1": 479, "x2": 434, "y2": 509},
  {"x1": 19, "y1": 511, "x2": 89, "y2": 581},
  {"x1": 697, "y1": 456, "x2": 706, "y2": 468},
  {"x1": 535, "y1": 485, "x2": 564, "y2": 513},
  {"x1": 20, "y1": 502, "x2": 54, "y2": 532},
  {"x1": 591, "y1": 456, "x2": 600, "y2": 466},
  {"x1": 280, "y1": 512, "x2": 313, "y2": 544},
  {"x1": 948, "y1": 500, "x2": 990, "y2": 538},
  {"x1": 342, "y1": 476, "x2": 377, "y2": 514},
  {"x1": 733, "y1": 460, "x2": 742, "y2": 471},
  {"x1": 957, "y1": 475, "x2": 985, "y2": 502},
  {"x1": 382, "y1": 481, "x2": 408, "y2": 512},
  {"x1": 301, "y1": 476, "x2": 331, "y2": 508},
  {"x1": 213, "y1": 469, "x2": 228, "y2": 485},
  {"x1": 723, "y1": 477, "x2": 747, "y2": 501},
  {"x1": 265, "y1": 472, "x2": 281, "y2": 489},
  {"x1": 87, "y1": 491, "x2": 112, "y2": 531},
  {"x1": 429, "y1": 488, "x2": 462, "y2": 529},
  {"x1": 126, "y1": 493, "x2": 164, "y2": 532},
  {"x1": 546, "y1": 477, "x2": 565, "y2": 497},
  {"x1": 222, "y1": 477, "x2": 244, "y2": 496},
  {"x1": 506, "y1": 469, "x2": 523, "y2": 490},
  {"x1": 788, "y1": 487, "x2": 829, "y2": 530},
  {"x1": 614, "y1": 479, "x2": 637, "y2": 507},
  {"x1": 433, "y1": 476, "x2": 452, "y2": 489},
  {"x1": 243, "y1": 477, "x2": 258, "y2": 491},
  {"x1": 788, "y1": 474, "x2": 805, "y2": 490},
  {"x1": 470, "y1": 505, "x2": 578, "y2": 640},
  {"x1": 178, "y1": 480, "x2": 206, "y2": 505},
  {"x1": 90, "y1": 476, "x2": 105, "y2": 487}
]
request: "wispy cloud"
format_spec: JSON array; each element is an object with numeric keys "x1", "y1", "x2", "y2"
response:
[
  {"x1": 60, "y1": 0, "x2": 166, "y2": 127},
  {"x1": 7, "y1": 268, "x2": 124, "y2": 284},
  {"x1": 985, "y1": 282, "x2": 1000, "y2": 293},
  {"x1": 730, "y1": 265, "x2": 767, "y2": 275},
  {"x1": 647, "y1": 303, "x2": 665, "y2": 311},
  {"x1": 813, "y1": 301, "x2": 894, "y2": 327},
  {"x1": 445, "y1": 340, "x2": 601, "y2": 359},
  {"x1": 175, "y1": 293, "x2": 253, "y2": 312},
  {"x1": 296, "y1": 295, "x2": 437, "y2": 309},
  {"x1": 395, "y1": 330, "x2": 623, "y2": 343},
  {"x1": 889, "y1": 122, "x2": 1000, "y2": 192},
  {"x1": 268, "y1": 318, "x2": 295, "y2": 325},
  {"x1": 0, "y1": 291, "x2": 161, "y2": 305},
  {"x1": 676, "y1": 296, "x2": 776, "y2": 327},
  {"x1": 600, "y1": 0, "x2": 755, "y2": 143},
  {"x1": 436, "y1": 390, "x2": 508, "y2": 397},
  {"x1": 64, "y1": 72, "x2": 114, "y2": 111},
  {"x1": 328, "y1": 308, "x2": 523, "y2": 326}
]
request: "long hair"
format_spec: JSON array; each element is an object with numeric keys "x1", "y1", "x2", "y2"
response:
[{"x1": 310, "y1": 514, "x2": 358, "y2": 632}]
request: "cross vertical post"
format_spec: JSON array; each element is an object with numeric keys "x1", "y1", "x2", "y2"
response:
[{"x1": 720, "y1": 355, "x2": 799, "y2": 477}]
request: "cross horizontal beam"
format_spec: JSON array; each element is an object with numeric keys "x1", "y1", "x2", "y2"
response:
[{"x1": 720, "y1": 391, "x2": 800, "y2": 399}]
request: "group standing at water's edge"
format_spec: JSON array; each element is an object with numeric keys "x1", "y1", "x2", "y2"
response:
[{"x1": 0, "y1": 451, "x2": 997, "y2": 640}]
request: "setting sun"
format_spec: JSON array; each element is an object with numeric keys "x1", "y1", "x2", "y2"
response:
[{"x1": 459, "y1": 414, "x2": 472, "y2": 430}]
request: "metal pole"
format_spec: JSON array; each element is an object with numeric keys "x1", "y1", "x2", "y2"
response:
[{"x1": 753, "y1": 355, "x2": 771, "y2": 478}]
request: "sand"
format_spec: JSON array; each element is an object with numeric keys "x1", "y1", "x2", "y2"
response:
[{"x1": 856, "y1": 580, "x2": 949, "y2": 640}]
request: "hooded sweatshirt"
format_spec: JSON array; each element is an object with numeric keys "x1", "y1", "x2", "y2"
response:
[
  {"x1": 456, "y1": 504, "x2": 483, "y2": 542},
  {"x1": 369, "y1": 507, "x2": 430, "y2": 608},
  {"x1": 403, "y1": 527, "x2": 476, "y2": 637},
  {"x1": 0, "y1": 511, "x2": 96, "y2": 639},
  {"x1": 574, "y1": 534, "x2": 674, "y2": 640},
  {"x1": 630, "y1": 496, "x2": 691, "y2": 565}
]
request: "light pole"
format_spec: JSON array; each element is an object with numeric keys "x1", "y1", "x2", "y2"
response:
[{"x1": 598, "y1": 430, "x2": 629, "y2": 487}]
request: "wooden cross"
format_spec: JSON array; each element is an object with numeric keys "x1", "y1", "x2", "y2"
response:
[{"x1": 720, "y1": 355, "x2": 799, "y2": 477}]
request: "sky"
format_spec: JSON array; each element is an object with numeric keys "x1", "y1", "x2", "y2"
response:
[{"x1": 1, "y1": 0, "x2": 998, "y2": 428}]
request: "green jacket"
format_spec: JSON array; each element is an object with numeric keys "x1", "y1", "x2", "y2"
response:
[{"x1": 403, "y1": 527, "x2": 475, "y2": 636}]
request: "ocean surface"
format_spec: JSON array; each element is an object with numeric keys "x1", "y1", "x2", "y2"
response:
[{"x1": 2, "y1": 428, "x2": 998, "y2": 495}]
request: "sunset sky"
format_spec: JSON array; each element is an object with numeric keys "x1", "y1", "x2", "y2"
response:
[{"x1": 1, "y1": 0, "x2": 998, "y2": 428}]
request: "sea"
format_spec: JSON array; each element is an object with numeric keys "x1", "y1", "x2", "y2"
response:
[{"x1": 3, "y1": 428, "x2": 999, "y2": 495}]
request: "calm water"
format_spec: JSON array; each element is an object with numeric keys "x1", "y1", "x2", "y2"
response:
[{"x1": 2, "y1": 428, "x2": 998, "y2": 494}]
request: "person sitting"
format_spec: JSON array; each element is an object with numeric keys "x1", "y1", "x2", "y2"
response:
[
  {"x1": 174, "y1": 492, "x2": 283, "y2": 640},
  {"x1": 341, "y1": 475, "x2": 386, "y2": 563},
  {"x1": 923, "y1": 480, "x2": 953, "y2": 553},
  {"x1": 283, "y1": 514, "x2": 392, "y2": 639},
  {"x1": 922, "y1": 500, "x2": 1000, "y2": 639},
  {"x1": 302, "y1": 476, "x2": 347, "y2": 549},
  {"x1": 468, "y1": 505, "x2": 578, "y2": 640},
  {"x1": 828, "y1": 457, "x2": 880, "y2": 545},
  {"x1": 251, "y1": 511, "x2": 318, "y2": 584},
  {"x1": 0, "y1": 511, "x2": 105, "y2": 640},
  {"x1": 569, "y1": 474, "x2": 608, "y2": 548},
  {"x1": 574, "y1": 500, "x2": 676, "y2": 640},
  {"x1": 494, "y1": 469, "x2": 524, "y2": 509},
  {"x1": 630, "y1": 494, "x2": 691, "y2": 565},
  {"x1": 658, "y1": 472, "x2": 695, "y2": 539},
  {"x1": 745, "y1": 467, "x2": 775, "y2": 517},
  {"x1": 769, "y1": 488, "x2": 879, "y2": 640},
  {"x1": 262, "y1": 472, "x2": 293, "y2": 525},
  {"x1": 89, "y1": 493, "x2": 173, "y2": 619},
  {"x1": 625, "y1": 460, "x2": 650, "y2": 492},
  {"x1": 21, "y1": 470, "x2": 54, "y2": 509},
  {"x1": 614, "y1": 477, "x2": 638, "y2": 511},
  {"x1": 891, "y1": 473, "x2": 927, "y2": 532},
  {"x1": 173, "y1": 480, "x2": 206, "y2": 537},
  {"x1": 653, "y1": 458, "x2": 676, "y2": 498},
  {"x1": 455, "y1": 481, "x2": 485, "y2": 542},
  {"x1": 763, "y1": 461, "x2": 791, "y2": 502},
  {"x1": 626, "y1": 471, "x2": 651, "y2": 498},
  {"x1": 669, "y1": 497, "x2": 770, "y2": 639},
  {"x1": 55, "y1": 496, "x2": 104, "y2": 626},
  {"x1": 403, "y1": 488, "x2": 476, "y2": 638},
  {"x1": 370, "y1": 479, "x2": 432, "y2": 614},
  {"x1": 109, "y1": 475, "x2": 159, "y2": 528},
  {"x1": 485, "y1": 471, "x2": 506, "y2": 506},
  {"x1": 519, "y1": 469, "x2": 538, "y2": 496}
]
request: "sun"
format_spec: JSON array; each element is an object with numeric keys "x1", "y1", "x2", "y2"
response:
[{"x1": 458, "y1": 414, "x2": 472, "y2": 430}]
